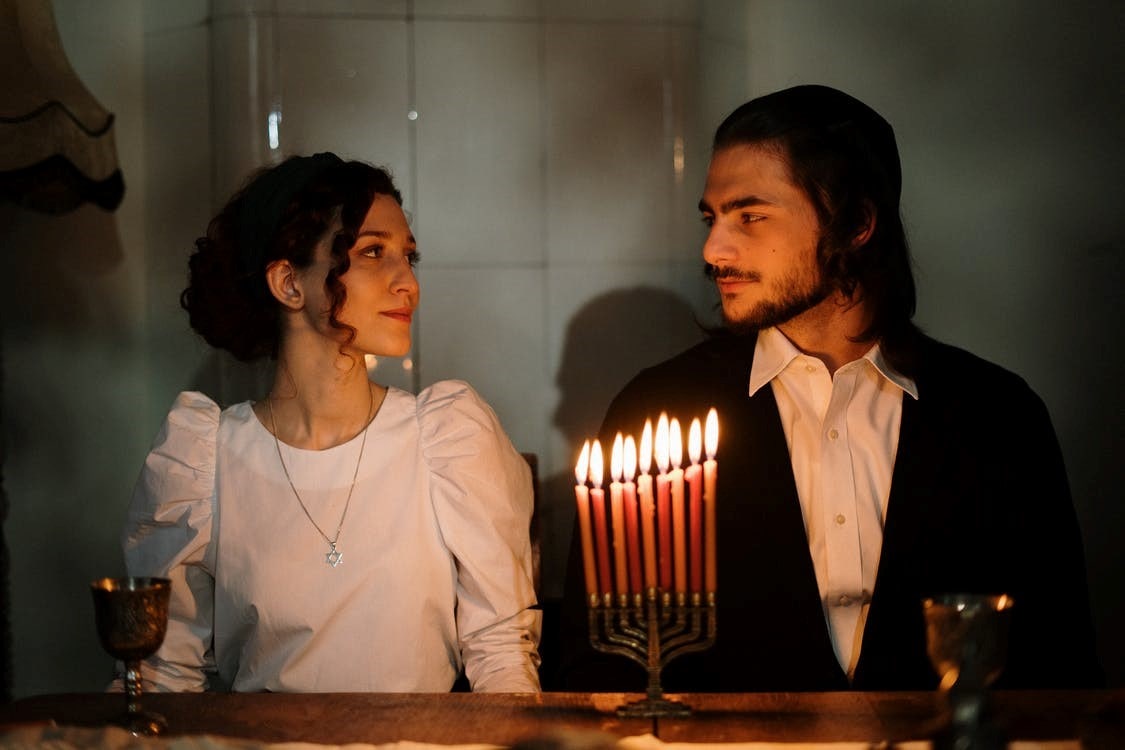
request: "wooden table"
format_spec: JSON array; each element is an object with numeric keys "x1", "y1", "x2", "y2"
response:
[{"x1": 1, "y1": 690, "x2": 1122, "y2": 746}]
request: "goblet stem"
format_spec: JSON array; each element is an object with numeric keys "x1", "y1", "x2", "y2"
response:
[
  {"x1": 124, "y1": 660, "x2": 143, "y2": 717},
  {"x1": 120, "y1": 658, "x2": 167, "y2": 736},
  {"x1": 119, "y1": 661, "x2": 167, "y2": 736}
]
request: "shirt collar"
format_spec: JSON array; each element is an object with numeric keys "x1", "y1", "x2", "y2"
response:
[
  {"x1": 864, "y1": 341, "x2": 919, "y2": 400},
  {"x1": 748, "y1": 327, "x2": 801, "y2": 397},
  {"x1": 748, "y1": 327, "x2": 919, "y2": 400}
]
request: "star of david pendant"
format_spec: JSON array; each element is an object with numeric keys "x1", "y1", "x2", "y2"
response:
[{"x1": 325, "y1": 543, "x2": 343, "y2": 567}]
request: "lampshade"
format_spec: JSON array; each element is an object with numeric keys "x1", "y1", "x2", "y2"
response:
[{"x1": 0, "y1": 0, "x2": 124, "y2": 214}]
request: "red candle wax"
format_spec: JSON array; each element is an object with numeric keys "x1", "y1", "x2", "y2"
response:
[
  {"x1": 670, "y1": 466, "x2": 686, "y2": 594},
  {"x1": 609, "y1": 481, "x2": 628, "y2": 597},
  {"x1": 590, "y1": 487, "x2": 612, "y2": 596},
  {"x1": 575, "y1": 483, "x2": 597, "y2": 598},
  {"x1": 638, "y1": 474, "x2": 657, "y2": 589},
  {"x1": 623, "y1": 480, "x2": 642, "y2": 595},
  {"x1": 686, "y1": 462, "x2": 703, "y2": 593},
  {"x1": 656, "y1": 472, "x2": 672, "y2": 591}
]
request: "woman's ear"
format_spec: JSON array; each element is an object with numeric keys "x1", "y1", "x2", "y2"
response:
[{"x1": 265, "y1": 260, "x2": 304, "y2": 310}]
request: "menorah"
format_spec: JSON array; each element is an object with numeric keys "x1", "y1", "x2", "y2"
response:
[
  {"x1": 587, "y1": 588, "x2": 716, "y2": 717},
  {"x1": 575, "y1": 410, "x2": 718, "y2": 717}
]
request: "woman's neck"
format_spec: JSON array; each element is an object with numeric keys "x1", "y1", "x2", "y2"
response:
[{"x1": 256, "y1": 336, "x2": 386, "y2": 450}]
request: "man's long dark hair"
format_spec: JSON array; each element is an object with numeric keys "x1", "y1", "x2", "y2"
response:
[{"x1": 713, "y1": 85, "x2": 922, "y2": 374}]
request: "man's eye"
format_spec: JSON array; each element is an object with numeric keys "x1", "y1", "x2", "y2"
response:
[{"x1": 700, "y1": 215, "x2": 715, "y2": 228}]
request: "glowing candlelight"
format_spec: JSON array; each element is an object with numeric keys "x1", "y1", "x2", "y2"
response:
[
  {"x1": 669, "y1": 417, "x2": 686, "y2": 595},
  {"x1": 609, "y1": 433, "x2": 628, "y2": 600},
  {"x1": 622, "y1": 434, "x2": 642, "y2": 596},
  {"x1": 655, "y1": 413, "x2": 672, "y2": 591},
  {"x1": 638, "y1": 419, "x2": 657, "y2": 590},
  {"x1": 704, "y1": 408, "x2": 719, "y2": 594},
  {"x1": 686, "y1": 417, "x2": 703, "y2": 594},
  {"x1": 589, "y1": 439, "x2": 612, "y2": 598},
  {"x1": 574, "y1": 440, "x2": 597, "y2": 600}
]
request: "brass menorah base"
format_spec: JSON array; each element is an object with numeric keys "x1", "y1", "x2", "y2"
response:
[{"x1": 587, "y1": 588, "x2": 716, "y2": 717}]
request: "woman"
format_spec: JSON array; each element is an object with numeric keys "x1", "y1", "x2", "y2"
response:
[{"x1": 123, "y1": 153, "x2": 541, "y2": 692}]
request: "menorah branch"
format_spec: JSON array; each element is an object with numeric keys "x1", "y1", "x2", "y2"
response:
[{"x1": 588, "y1": 588, "x2": 716, "y2": 717}]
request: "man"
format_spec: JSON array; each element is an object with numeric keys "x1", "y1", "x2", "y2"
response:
[{"x1": 557, "y1": 85, "x2": 1101, "y2": 691}]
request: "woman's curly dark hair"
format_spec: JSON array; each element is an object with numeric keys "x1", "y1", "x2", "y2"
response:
[{"x1": 181, "y1": 158, "x2": 403, "y2": 361}]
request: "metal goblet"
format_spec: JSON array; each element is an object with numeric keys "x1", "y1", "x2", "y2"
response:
[
  {"x1": 90, "y1": 576, "x2": 171, "y2": 736},
  {"x1": 923, "y1": 593, "x2": 1015, "y2": 750}
]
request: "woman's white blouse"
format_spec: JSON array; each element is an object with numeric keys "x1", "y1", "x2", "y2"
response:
[{"x1": 123, "y1": 380, "x2": 541, "y2": 693}]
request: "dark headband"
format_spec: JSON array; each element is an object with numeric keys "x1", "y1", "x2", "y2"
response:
[{"x1": 236, "y1": 152, "x2": 344, "y2": 277}]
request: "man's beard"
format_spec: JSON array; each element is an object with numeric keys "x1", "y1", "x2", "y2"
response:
[{"x1": 706, "y1": 262, "x2": 832, "y2": 334}]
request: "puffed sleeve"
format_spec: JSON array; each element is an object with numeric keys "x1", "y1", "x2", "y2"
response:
[
  {"x1": 121, "y1": 391, "x2": 220, "y2": 693},
  {"x1": 418, "y1": 381, "x2": 542, "y2": 692}
]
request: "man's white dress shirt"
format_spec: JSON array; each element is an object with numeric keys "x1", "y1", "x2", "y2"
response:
[{"x1": 749, "y1": 327, "x2": 918, "y2": 678}]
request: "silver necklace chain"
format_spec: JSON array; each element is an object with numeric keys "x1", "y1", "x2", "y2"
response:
[{"x1": 267, "y1": 388, "x2": 372, "y2": 568}]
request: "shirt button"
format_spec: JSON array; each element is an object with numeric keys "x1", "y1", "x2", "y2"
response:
[
  {"x1": 828, "y1": 429, "x2": 839, "y2": 440},
  {"x1": 805, "y1": 364, "x2": 816, "y2": 373},
  {"x1": 838, "y1": 595, "x2": 851, "y2": 606},
  {"x1": 835, "y1": 514, "x2": 846, "y2": 526}
]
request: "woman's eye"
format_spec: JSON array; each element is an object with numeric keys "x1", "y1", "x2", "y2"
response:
[
  {"x1": 407, "y1": 251, "x2": 421, "y2": 267},
  {"x1": 360, "y1": 244, "x2": 383, "y2": 258}
]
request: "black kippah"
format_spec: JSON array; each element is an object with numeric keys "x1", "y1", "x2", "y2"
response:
[{"x1": 236, "y1": 152, "x2": 344, "y2": 277}]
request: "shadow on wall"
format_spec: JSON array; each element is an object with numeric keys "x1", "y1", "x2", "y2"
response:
[
  {"x1": 0, "y1": 201, "x2": 130, "y2": 697},
  {"x1": 1053, "y1": 237, "x2": 1125, "y2": 687},
  {"x1": 185, "y1": 350, "x2": 273, "y2": 410},
  {"x1": 537, "y1": 285, "x2": 709, "y2": 681}
]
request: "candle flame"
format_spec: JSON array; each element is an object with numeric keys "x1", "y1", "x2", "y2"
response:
[
  {"x1": 610, "y1": 432, "x2": 624, "y2": 483},
  {"x1": 639, "y1": 419, "x2": 653, "y2": 474},
  {"x1": 670, "y1": 417, "x2": 683, "y2": 468},
  {"x1": 655, "y1": 413, "x2": 670, "y2": 474},
  {"x1": 575, "y1": 440, "x2": 590, "y2": 484},
  {"x1": 688, "y1": 417, "x2": 702, "y2": 465},
  {"x1": 705, "y1": 407, "x2": 719, "y2": 459},
  {"x1": 623, "y1": 435, "x2": 637, "y2": 482},
  {"x1": 590, "y1": 439, "x2": 604, "y2": 488}
]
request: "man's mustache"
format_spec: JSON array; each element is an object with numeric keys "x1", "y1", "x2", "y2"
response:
[{"x1": 704, "y1": 264, "x2": 761, "y2": 283}]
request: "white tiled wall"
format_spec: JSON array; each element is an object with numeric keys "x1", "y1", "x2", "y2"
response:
[{"x1": 145, "y1": 0, "x2": 745, "y2": 600}]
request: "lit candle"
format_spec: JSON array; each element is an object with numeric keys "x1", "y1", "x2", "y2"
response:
[
  {"x1": 573, "y1": 441, "x2": 597, "y2": 601},
  {"x1": 622, "y1": 434, "x2": 643, "y2": 596},
  {"x1": 655, "y1": 413, "x2": 672, "y2": 591},
  {"x1": 609, "y1": 433, "x2": 628, "y2": 600},
  {"x1": 704, "y1": 408, "x2": 719, "y2": 594},
  {"x1": 669, "y1": 417, "x2": 687, "y2": 595},
  {"x1": 589, "y1": 440, "x2": 612, "y2": 599},
  {"x1": 686, "y1": 417, "x2": 704, "y2": 594},
  {"x1": 637, "y1": 419, "x2": 658, "y2": 590}
]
